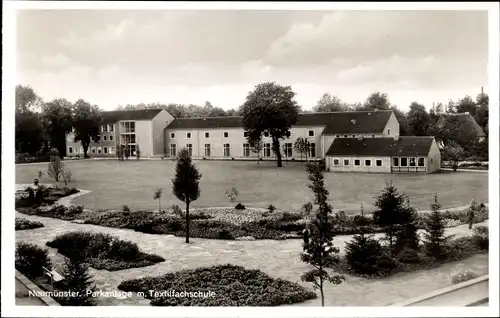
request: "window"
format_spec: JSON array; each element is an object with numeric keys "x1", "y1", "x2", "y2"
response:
[
  {"x1": 108, "y1": 124, "x2": 114, "y2": 132},
  {"x1": 336, "y1": 135, "x2": 340, "y2": 138},
  {"x1": 308, "y1": 130, "x2": 315, "y2": 137},
  {"x1": 387, "y1": 128, "x2": 391, "y2": 135},
  {"x1": 243, "y1": 143, "x2": 250, "y2": 157},
  {"x1": 186, "y1": 144, "x2": 193, "y2": 156},
  {"x1": 309, "y1": 143, "x2": 316, "y2": 158},
  {"x1": 352, "y1": 135, "x2": 356, "y2": 138},
  {"x1": 103, "y1": 135, "x2": 107, "y2": 141},
  {"x1": 284, "y1": 143, "x2": 292, "y2": 157},
  {"x1": 101, "y1": 125, "x2": 104, "y2": 132},
  {"x1": 393, "y1": 157, "x2": 400, "y2": 167},
  {"x1": 92, "y1": 147, "x2": 96, "y2": 154},
  {"x1": 333, "y1": 159, "x2": 340, "y2": 166},
  {"x1": 120, "y1": 121, "x2": 135, "y2": 133},
  {"x1": 205, "y1": 132, "x2": 210, "y2": 138},
  {"x1": 170, "y1": 144, "x2": 177, "y2": 157},
  {"x1": 109, "y1": 135, "x2": 113, "y2": 141},
  {"x1": 186, "y1": 132, "x2": 192, "y2": 139},
  {"x1": 264, "y1": 143, "x2": 271, "y2": 157},
  {"x1": 224, "y1": 132, "x2": 229, "y2": 138},
  {"x1": 204, "y1": 144, "x2": 211, "y2": 157},
  {"x1": 69, "y1": 147, "x2": 73, "y2": 154},
  {"x1": 376, "y1": 159, "x2": 382, "y2": 167},
  {"x1": 418, "y1": 157, "x2": 425, "y2": 167},
  {"x1": 170, "y1": 133, "x2": 175, "y2": 139},
  {"x1": 121, "y1": 134, "x2": 135, "y2": 144},
  {"x1": 97, "y1": 147, "x2": 102, "y2": 154},
  {"x1": 365, "y1": 159, "x2": 372, "y2": 166},
  {"x1": 104, "y1": 147, "x2": 108, "y2": 154},
  {"x1": 344, "y1": 135, "x2": 348, "y2": 138},
  {"x1": 343, "y1": 159, "x2": 350, "y2": 166},
  {"x1": 400, "y1": 157, "x2": 408, "y2": 167},
  {"x1": 430, "y1": 158, "x2": 434, "y2": 164},
  {"x1": 264, "y1": 131, "x2": 269, "y2": 137},
  {"x1": 110, "y1": 146, "x2": 114, "y2": 154},
  {"x1": 244, "y1": 131, "x2": 249, "y2": 138},
  {"x1": 354, "y1": 159, "x2": 360, "y2": 166},
  {"x1": 97, "y1": 135, "x2": 101, "y2": 142},
  {"x1": 409, "y1": 157, "x2": 416, "y2": 167},
  {"x1": 223, "y1": 143, "x2": 230, "y2": 157},
  {"x1": 372, "y1": 135, "x2": 375, "y2": 138}
]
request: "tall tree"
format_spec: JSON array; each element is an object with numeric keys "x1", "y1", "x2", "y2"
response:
[
  {"x1": 361, "y1": 92, "x2": 391, "y2": 110},
  {"x1": 446, "y1": 100, "x2": 456, "y2": 113},
  {"x1": 301, "y1": 163, "x2": 344, "y2": 307},
  {"x1": 456, "y1": 95, "x2": 477, "y2": 116},
  {"x1": 72, "y1": 99, "x2": 103, "y2": 158},
  {"x1": 42, "y1": 98, "x2": 73, "y2": 157},
  {"x1": 372, "y1": 182, "x2": 412, "y2": 256},
  {"x1": 172, "y1": 148, "x2": 202, "y2": 243},
  {"x1": 407, "y1": 102, "x2": 431, "y2": 136},
  {"x1": 475, "y1": 92, "x2": 489, "y2": 131},
  {"x1": 313, "y1": 94, "x2": 346, "y2": 112},
  {"x1": 241, "y1": 82, "x2": 300, "y2": 167},
  {"x1": 16, "y1": 85, "x2": 43, "y2": 112}
]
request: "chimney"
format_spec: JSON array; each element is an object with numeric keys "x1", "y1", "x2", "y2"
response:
[
  {"x1": 394, "y1": 135, "x2": 399, "y2": 141},
  {"x1": 350, "y1": 119, "x2": 356, "y2": 124},
  {"x1": 374, "y1": 108, "x2": 379, "y2": 112}
]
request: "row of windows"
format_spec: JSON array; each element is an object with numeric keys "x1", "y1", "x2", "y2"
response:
[
  {"x1": 69, "y1": 146, "x2": 114, "y2": 155},
  {"x1": 101, "y1": 124, "x2": 116, "y2": 133},
  {"x1": 169, "y1": 142, "x2": 315, "y2": 158},
  {"x1": 170, "y1": 130, "x2": 317, "y2": 139},
  {"x1": 333, "y1": 158, "x2": 383, "y2": 167},
  {"x1": 332, "y1": 157, "x2": 426, "y2": 168}
]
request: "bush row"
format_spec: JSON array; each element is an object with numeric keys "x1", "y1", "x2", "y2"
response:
[
  {"x1": 15, "y1": 187, "x2": 80, "y2": 208},
  {"x1": 46, "y1": 231, "x2": 165, "y2": 271},
  {"x1": 118, "y1": 264, "x2": 316, "y2": 306},
  {"x1": 15, "y1": 217, "x2": 44, "y2": 230}
]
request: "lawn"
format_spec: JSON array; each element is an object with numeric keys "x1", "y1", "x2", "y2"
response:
[{"x1": 16, "y1": 159, "x2": 488, "y2": 214}]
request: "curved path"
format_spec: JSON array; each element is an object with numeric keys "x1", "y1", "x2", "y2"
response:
[{"x1": 14, "y1": 187, "x2": 489, "y2": 306}]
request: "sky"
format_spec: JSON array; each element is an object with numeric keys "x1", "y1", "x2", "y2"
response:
[{"x1": 17, "y1": 9, "x2": 489, "y2": 111}]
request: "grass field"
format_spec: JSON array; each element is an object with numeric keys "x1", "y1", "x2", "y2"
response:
[{"x1": 15, "y1": 159, "x2": 488, "y2": 214}]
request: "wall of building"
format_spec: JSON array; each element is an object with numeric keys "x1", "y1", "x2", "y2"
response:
[
  {"x1": 151, "y1": 110, "x2": 175, "y2": 157},
  {"x1": 66, "y1": 124, "x2": 118, "y2": 157},
  {"x1": 326, "y1": 156, "x2": 392, "y2": 173},
  {"x1": 427, "y1": 139, "x2": 441, "y2": 173},
  {"x1": 383, "y1": 112, "x2": 400, "y2": 137},
  {"x1": 134, "y1": 120, "x2": 153, "y2": 157}
]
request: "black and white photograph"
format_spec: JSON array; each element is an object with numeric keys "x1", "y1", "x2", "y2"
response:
[{"x1": 2, "y1": 1, "x2": 499, "y2": 317}]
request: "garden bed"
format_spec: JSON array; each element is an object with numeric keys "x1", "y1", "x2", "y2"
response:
[
  {"x1": 15, "y1": 185, "x2": 80, "y2": 208},
  {"x1": 15, "y1": 217, "x2": 44, "y2": 230},
  {"x1": 117, "y1": 264, "x2": 317, "y2": 306},
  {"x1": 45, "y1": 231, "x2": 165, "y2": 271}
]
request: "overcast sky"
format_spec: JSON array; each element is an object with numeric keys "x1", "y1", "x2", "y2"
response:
[{"x1": 17, "y1": 10, "x2": 488, "y2": 111}]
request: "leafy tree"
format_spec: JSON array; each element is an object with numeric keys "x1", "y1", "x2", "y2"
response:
[
  {"x1": 407, "y1": 102, "x2": 431, "y2": 136},
  {"x1": 444, "y1": 141, "x2": 465, "y2": 171},
  {"x1": 42, "y1": 98, "x2": 73, "y2": 157},
  {"x1": 15, "y1": 110, "x2": 46, "y2": 155},
  {"x1": 423, "y1": 194, "x2": 451, "y2": 259},
  {"x1": 153, "y1": 188, "x2": 164, "y2": 212},
  {"x1": 59, "y1": 256, "x2": 98, "y2": 306},
  {"x1": 313, "y1": 94, "x2": 346, "y2": 112},
  {"x1": 434, "y1": 102, "x2": 445, "y2": 115},
  {"x1": 446, "y1": 100, "x2": 456, "y2": 113},
  {"x1": 47, "y1": 148, "x2": 64, "y2": 182},
  {"x1": 16, "y1": 85, "x2": 43, "y2": 112},
  {"x1": 241, "y1": 82, "x2": 300, "y2": 167},
  {"x1": 301, "y1": 201, "x2": 313, "y2": 216},
  {"x1": 225, "y1": 187, "x2": 239, "y2": 203},
  {"x1": 249, "y1": 138, "x2": 263, "y2": 164},
  {"x1": 172, "y1": 148, "x2": 202, "y2": 243},
  {"x1": 72, "y1": 99, "x2": 102, "y2": 158},
  {"x1": 294, "y1": 137, "x2": 310, "y2": 162},
  {"x1": 372, "y1": 182, "x2": 412, "y2": 256},
  {"x1": 456, "y1": 95, "x2": 477, "y2": 116},
  {"x1": 301, "y1": 163, "x2": 344, "y2": 307},
  {"x1": 475, "y1": 92, "x2": 489, "y2": 131},
  {"x1": 361, "y1": 92, "x2": 391, "y2": 110}
]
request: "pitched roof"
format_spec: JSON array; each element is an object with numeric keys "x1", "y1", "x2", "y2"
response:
[
  {"x1": 101, "y1": 109, "x2": 164, "y2": 123},
  {"x1": 325, "y1": 136, "x2": 435, "y2": 157},
  {"x1": 437, "y1": 113, "x2": 485, "y2": 137},
  {"x1": 165, "y1": 110, "x2": 393, "y2": 134}
]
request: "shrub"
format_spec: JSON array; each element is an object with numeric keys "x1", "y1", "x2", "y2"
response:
[
  {"x1": 122, "y1": 205, "x2": 131, "y2": 213},
  {"x1": 268, "y1": 204, "x2": 276, "y2": 213},
  {"x1": 117, "y1": 264, "x2": 316, "y2": 306},
  {"x1": 217, "y1": 229, "x2": 234, "y2": 240},
  {"x1": 225, "y1": 187, "x2": 239, "y2": 203},
  {"x1": 235, "y1": 203, "x2": 246, "y2": 210},
  {"x1": 15, "y1": 217, "x2": 44, "y2": 230},
  {"x1": 61, "y1": 167, "x2": 73, "y2": 185},
  {"x1": 57, "y1": 257, "x2": 98, "y2": 306},
  {"x1": 396, "y1": 247, "x2": 420, "y2": 264},
  {"x1": 345, "y1": 235, "x2": 397, "y2": 275},
  {"x1": 450, "y1": 267, "x2": 479, "y2": 285},
  {"x1": 472, "y1": 225, "x2": 488, "y2": 250},
  {"x1": 15, "y1": 242, "x2": 52, "y2": 279},
  {"x1": 46, "y1": 231, "x2": 164, "y2": 271},
  {"x1": 171, "y1": 204, "x2": 184, "y2": 217}
]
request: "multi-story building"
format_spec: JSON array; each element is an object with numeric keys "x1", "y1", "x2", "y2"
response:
[{"x1": 65, "y1": 108, "x2": 441, "y2": 173}]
